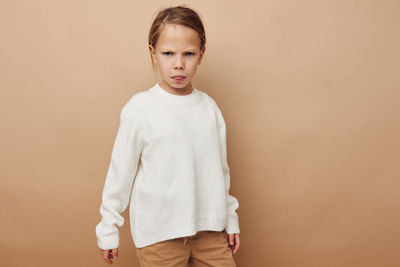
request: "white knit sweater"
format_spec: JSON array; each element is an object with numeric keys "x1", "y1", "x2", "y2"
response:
[{"x1": 95, "y1": 83, "x2": 240, "y2": 249}]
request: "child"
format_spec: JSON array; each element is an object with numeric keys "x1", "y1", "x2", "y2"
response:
[{"x1": 95, "y1": 5, "x2": 240, "y2": 266}]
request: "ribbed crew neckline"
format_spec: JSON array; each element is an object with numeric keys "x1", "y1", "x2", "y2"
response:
[{"x1": 150, "y1": 82, "x2": 202, "y2": 104}]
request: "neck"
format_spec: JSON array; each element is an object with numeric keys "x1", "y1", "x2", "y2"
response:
[
  {"x1": 159, "y1": 80, "x2": 193, "y2": 96},
  {"x1": 150, "y1": 82, "x2": 202, "y2": 104}
]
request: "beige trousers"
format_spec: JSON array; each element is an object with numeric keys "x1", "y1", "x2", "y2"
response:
[{"x1": 136, "y1": 230, "x2": 236, "y2": 267}]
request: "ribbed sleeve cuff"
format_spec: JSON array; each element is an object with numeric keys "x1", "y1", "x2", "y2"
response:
[
  {"x1": 97, "y1": 234, "x2": 119, "y2": 250},
  {"x1": 226, "y1": 215, "x2": 240, "y2": 234}
]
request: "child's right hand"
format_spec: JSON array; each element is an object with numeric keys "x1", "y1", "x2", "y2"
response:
[{"x1": 99, "y1": 248, "x2": 118, "y2": 264}]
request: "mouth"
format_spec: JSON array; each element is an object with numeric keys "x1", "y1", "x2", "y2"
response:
[{"x1": 172, "y1": 76, "x2": 186, "y2": 82}]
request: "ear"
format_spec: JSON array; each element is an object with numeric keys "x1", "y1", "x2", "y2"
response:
[
  {"x1": 148, "y1": 45, "x2": 157, "y2": 64},
  {"x1": 198, "y1": 46, "x2": 206, "y2": 65}
]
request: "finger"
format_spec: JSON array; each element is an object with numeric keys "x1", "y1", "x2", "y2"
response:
[
  {"x1": 102, "y1": 250, "x2": 112, "y2": 264},
  {"x1": 233, "y1": 235, "x2": 240, "y2": 254},
  {"x1": 112, "y1": 248, "x2": 118, "y2": 259},
  {"x1": 233, "y1": 244, "x2": 238, "y2": 254},
  {"x1": 102, "y1": 250, "x2": 113, "y2": 264},
  {"x1": 102, "y1": 249, "x2": 109, "y2": 259},
  {"x1": 229, "y1": 235, "x2": 235, "y2": 246},
  {"x1": 232, "y1": 242, "x2": 238, "y2": 254},
  {"x1": 235, "y1": 234, "x2": 240, "y2": 246}
]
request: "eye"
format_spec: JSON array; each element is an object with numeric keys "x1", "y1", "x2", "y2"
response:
[
  {"x1": 163, "y1": 52, "x2": 173, "y2": 56},
  {"x1": 186, "y1": 52, "x2": 195, "y2": 56}
]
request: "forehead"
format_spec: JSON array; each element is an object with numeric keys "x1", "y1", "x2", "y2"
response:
[{"x1": 157, "y1": 23, "x2": 200, "y2": 50}]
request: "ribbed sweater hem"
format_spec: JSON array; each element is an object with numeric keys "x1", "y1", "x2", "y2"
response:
[{"x1": 131, "y1": 218, "x2": 227, "y2": 248}]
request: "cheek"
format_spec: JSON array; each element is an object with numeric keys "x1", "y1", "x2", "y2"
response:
[
  {"x1": 189, "y1": 60, "x2": 200, "y2": 70},
  {"x1": 187, "y1": 58, "x2": 199, "y2": 66},
  {"x1": 157, "y1": 59, "x2": 170, "y2": 70}
]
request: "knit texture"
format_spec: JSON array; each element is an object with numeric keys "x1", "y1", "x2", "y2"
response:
[{"x1": 95, "y1": 83, "x2": 240, "y2": 249}]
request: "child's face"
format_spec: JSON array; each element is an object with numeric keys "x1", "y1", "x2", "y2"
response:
[{"x1": 149, "y1": 23, "x2": 205, "y2": 92}]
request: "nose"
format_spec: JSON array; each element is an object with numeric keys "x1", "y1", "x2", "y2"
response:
[{"x1": 174, "y1": 55, "x2": 184, "y2": 69}]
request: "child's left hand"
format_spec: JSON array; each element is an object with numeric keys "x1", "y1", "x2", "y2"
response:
[{"x1": 227, "y1": 233, "x2": 240, "y2": 255}]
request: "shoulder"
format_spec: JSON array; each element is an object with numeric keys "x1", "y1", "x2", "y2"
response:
[
  {"x1": 197, "y1": 89, "x2": 220, "y2": 112},
  {"x1": 196, "y1": 88, "x2": 226, "y2": 125},
  {"x1": 120, "y1": 88, "x2": 158, "y2": 119}
]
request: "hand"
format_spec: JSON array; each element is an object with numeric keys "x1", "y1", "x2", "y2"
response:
[
  {"x1": 227, "y1": 233, "x2": 240, "y2": 255},
  {"x1": 99, "y1": 248, "x2": 118, "y2": 264}
]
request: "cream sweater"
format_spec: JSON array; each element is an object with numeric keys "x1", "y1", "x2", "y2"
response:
[{"x1": 95, "y1": 83, "x2": 240, "y2": 249}]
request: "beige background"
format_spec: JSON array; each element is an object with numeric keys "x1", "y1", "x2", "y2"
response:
[{"x1": 1, "y1": 0, "x2": 399, "y2": 266}]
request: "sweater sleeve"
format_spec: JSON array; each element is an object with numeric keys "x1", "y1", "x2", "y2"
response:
[
  {"x1": 95, "y1": 108, "x2": 144, "y2": 250},
  {"x1": 215, "y1": 105, "x2": 241, "y2": 234}
]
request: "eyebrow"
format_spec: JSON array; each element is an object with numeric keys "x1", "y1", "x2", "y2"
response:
[{"x1": 159, "y1": 47, "x2": 197, "y2": 52}]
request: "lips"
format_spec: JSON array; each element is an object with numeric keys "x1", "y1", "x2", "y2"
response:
[{"x1": 172, "y1": 76, "x2": 186, "y2": 82}]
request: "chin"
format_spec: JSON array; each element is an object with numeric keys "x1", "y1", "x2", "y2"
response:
[{"x1": 170, "y1": 81, "x2": 188, "y2": 88}]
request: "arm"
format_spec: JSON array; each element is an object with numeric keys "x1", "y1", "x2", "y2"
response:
[
  {"x1": 215, "y1": 105, "x2": 240, "y2": 235},
  {"x1": 95, "y1": 108, "x2": 144, "y2": 250}
]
